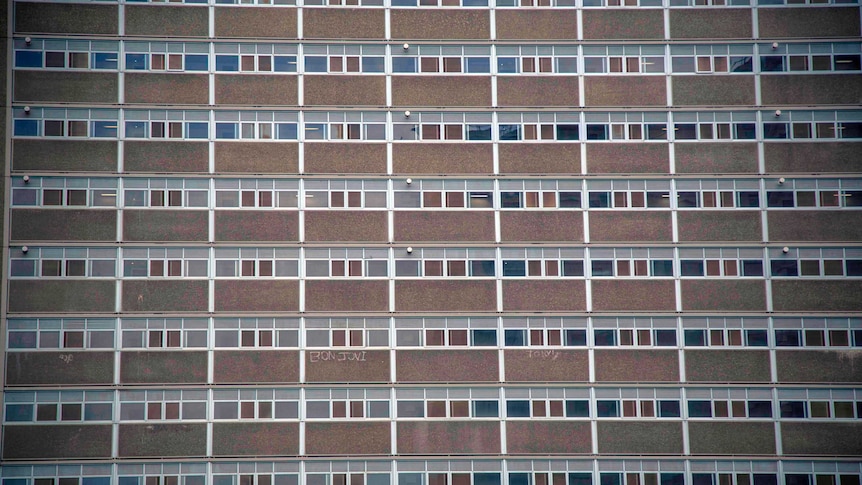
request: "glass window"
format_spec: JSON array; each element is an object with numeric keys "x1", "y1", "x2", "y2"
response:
[
  {"x1": 16, "y1": 50, "x2": 42, "y2": 67},
  {"x1": 507, "y1": 400, "x2": 530, "y2": 417},
  {"x1": 185, "y1": 55, "x2": 208, "y2": 71},
  {"x1": 596, "y1": 400, "x2": 619, "y2": 417}
]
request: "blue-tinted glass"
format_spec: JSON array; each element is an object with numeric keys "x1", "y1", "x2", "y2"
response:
[
  {"x1": 761, "y1": 56, "x2": 784, "y2": 72},
  {"x1": 216, "y1": 55, "x2": 239, "y2": 71},
  {"x1": 600, "y1": 474, "x2": 621, "y2": 485},
  {"x1": 125, "y1": 121, "x2": 147, "y2": 138},
  {"x1": 468, "y1": 124, "x2": 492, "y2": 140},
  {"x1": 557, "y1": 58, "x2": 578, "y2": 73},
  {"x1": 587, "y1": 124, "x2": 608, "y2": 140},
  {"x1": 471, "y1": 260, "x2": 495, "y2": 276},
  {"x1": 846, "y1": 260, "x2": 862, "y2": 276},
  {"x1": 742, "y1": 260, "x2": 763, "y2": 276},
  {"x1": 305, "y1": 56, "x2": 328, "y2": 72},
  {"x1": 92, "y1": 121, "x2": 117, "y2": 138},
  {"x1": 841, "y1": 123, "x2": 862, "y2": 139},
  {"x1": 735, "y1": 123, "x2": 756, "y2": 139},
  {"x1": 510, "y1": 474, "x2": 530, "y2": 485},
  {"x1": 560, "y1": 192, "x2": 581, "y2": 208},
  {"x1": 368, "y1": 475, "x2": 390, "y2": 485},
  {"x1": 501, "y1": 192, "x2": 521, "y2": 208},
  {"x1": 566, "y1": 400, "x2": 589, "y2": 417},
  {"x1": 692, "y1": 475, "x2": 713, "y2": 485},
  {"x1": 274, "y1": 56, "x2": 298, "y2": 72},
  {"x1": 474, "y1": 474, "x2": 500, "y2": 485},
  {"x1": 507, "y1": 400, "x2": 530, "y2": 417},
  {"x1": 93, "y1": 53, "x2": 118, "y2": 69},
  {"x1": 785, "y1": 476, "x2": 810, "y2": 485},
  {"x1": 463, "y1": 0, "x2": 489, "y2": 4},
  {"x1": 764, "y1": 123, "x2": 788, "y2": 139},
  {"x1": 746, "y1": 329, "x2": 768, "y2": 346},
  {"x1": 466, "y1": 57, "x2": 490, "y2": 73},
  {"x1": 767, "y1": 191, "x2": 794, "y2": 207},
  {"x1": 748, "y1": 401, "x2": 772, "y2": 417},
  {"x1": 505, "y1": 330, "x2": 525, "y2": 346},
  {"x1": 781, "y1": 401, "x2": 806, "y2": 417},
  {"x1": 185, "y1": 55, "x2": 208, "y2": 71},
  {"x1": 503, "y1": 260, "x2": 526, "y2": 276},
  {"x1": 647, "y1": 124, "x2": 667, "y2": 140},
  {"x1": 216, "y1": 122, "x2": 238, "y2": 139},
  {"x1": 5, "y1": 404, "x2": 33, "y2": 421},
  {"x1": 569, "y1": 474, "x2": 592, "y2": 485},
  {"x1": 213, "y1": 477, "x2": 234, "y2": 485},
  {"x1": 681, "y1": 260, "x2": 704, "y2": 276},
  {"x1": 775, "y1": 329, "x2": 801, "y2": 347},
  {"x1": 392, "y1": 0, "x2": 417, "y2": 4},
  {"x1": 594, "y1": 329, "x2": 616, "y2": 346},
  {"x1": 473, "y1": 400, "x2": 499, "y2": 417},
  {"x1": 499, "y1": 124, "x2": 520, "y2": 140},
  {"x1": 771, "y1": 260, "x2": 798, "y2": 276},
  {"x1": 661, "y1": 474, "x2": 684, "y2": 485},
  {"x1": 393, "y1": 57, "x2": 417, "y2": 73},
  {"x1": 399, "y1": 474, "x2": 423, "y2": 485},
  {"x1": 305, "y1": 123, "x2": 326, "y2": 140},
  {"x1": 655, "y1": 329, "x2": 677, "y2": 346},
  {"x1": 16, "y1": 50, "x2": 42, "y2": 67},
  {"x1": 497, "y1": 57, "x2": 518, "y2": 73},
  {"x1": 472, "y1": 329, "x2": 497, "y2": 346},
  {"x1": 737, "y1": 191, "x2": 759, "y2": 207},
  {"x1": 126, "y1": 53, "x2": 148, "y2": 70},
  {"x1": 688, "y1": 400, "x2": 712, "y2": 417},
  {"x1": 277, "y1": 123, "x2": 298, "y2": 140},
  {"x1": 562, "y1": 260, "x2": 584, "y2": 276},
  {"x1": 362, "y1": 57, "x2": 385, "y2": 73},
  {"x1": 14, "y1": 119, "x2": 39, "y2": 136},
  {"x1": 4, "y1": 480, "x2": 28, "y2": 485},
  {"x1": 565, "y1": 329, "x2": 587, "y2": 346},
  {"x1": 187, "y1": 122, "x2": 208, "y2": 139},
  {"x1": 596, "y1": 401, "x2": 619, "y2": 417},
  {"x1": 591, "y1": 260, "x2": 613, "y2": 276},
  {"x1": 556, "y1": 124, "x2": 579, "y2": 140},
  {"x1": 119, "y1": 477, "x2": 140, "y2": 485},
  {"x1": 589, "y1": 192, "x2": 610, "y2": 208},
  {"x1": 659, "y1": 400, "x2": 681, "y2": 417},
  {"x1": 83, "y1": 478, "x2": 111, "y2": 485},
  {"x1": 753, "y1": 475, "x2": 777, "y2": 485},
  {"x1": 684, "y1": 330, "x2": 706, "y2": 346},
  {"x1": 730, "y1": 56, "x2": 753, "y2": 72}
]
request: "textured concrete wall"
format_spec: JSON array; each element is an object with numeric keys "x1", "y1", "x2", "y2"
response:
[
  {"x1": 119, "y1": 423, "x2": 207, "y2": 458},
  {"x1": 395, "y1": 280, "x2": 497, "y2": 311},
  {"x1": 4, "y1": 425, "x2": 112, "y2": 459},
  {"x1": 504, "y1": 349, "x2": 589, "y2": 382},
  {"x1": 304, "y1": 211, "x2": 388, "y2": 242},
  {"x1": 594, "y1": 349, "x2": 679, "y2": 382},
  {"x1": 685, "y1": 350, "x2": 771, "y2": 383},
  {"x1": 303, "y1": 8, "x2": 384, "y2": 39},
  {"x1": 125, "y1": 141, "x2": 208, "y2": 172},
  {"x1": 677, "y1": 211, "x2": 762, "y2": 242},
  {"x1": 502, "y1": 280, "x2": 587, "y2": 311},
  {"x1": 214, "y1": 211, "x2": 299, "y2": 242},
  {"x1": 306, "y1": 422, "x2": 390, "y2": 455},
  {"x1": 508, "y1": 421, "x2": 592, "y2": 454},
  {"x1": 597, "y1": 422, "x2": 684, "y2": 454},
  {"x1": 125, "y1": 5, "x2": 207, "y2": 37},
  {"x1": 391, "y1": 10, "x2": 489, "y2": 40},
  {"x1": 13, "y1": 140, "x2": 117, "y2": 172},
  {"x1": 397, "y1": 421, "x2": 500, "y2": 454},
  {"x1": 396, "y1": 349, "x2": 498, "y2": 382},
  {"x1": 305, "y1": 280, "x2": 389, "y2": 311},
  {"x1": 214, "y1": 350, "x2": 300, "y2": 384},
  {"x1": 592, "y1": 280, "x2": 676, "y2": 311},
  {"x1": 15, "y1": 3, "x2": 117, "y2": 34},
  {"x1": 15, "y1": 71, "x2": 117, "y2": 103},
  {"x1": 670, "y1": 9, "x2": 752, "y2": 39},
  {"x1": 214, "y1": 7, "x2": 296, "y2": 38},
  {"x1": 212, "y1": 422, "x2": 299, "y2": 456},
  {"x1": 6, "y1": 352, "x2": 114, "y2": 385},
  {"x1": 120, "y1": 351, "x2": 207, "y2": 384},
  {"x1": 500, "y1": 212, "x2": 584, "y2": 242},
  {"x1": 11, "y1": 209, "x2": 116, "y2": 241},
  {"x1": 214, "y1": 280, "x2": 300, "y2": 312}
]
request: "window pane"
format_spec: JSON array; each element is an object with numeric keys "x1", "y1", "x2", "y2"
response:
[{"x1": 507, "y1": 400, "x2": 530, "y2": 417}]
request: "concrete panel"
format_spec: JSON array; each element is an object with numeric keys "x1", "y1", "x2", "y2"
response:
[
  {"x1": 500, "y1": 211, "x2": 584, "y2": 242},
  {"x1": 776, "y1": 350, "x2": 862, "y2": 384},
  {"x1": 303, "y1": 8, "x2": 384, "y2": 38},
  {"x1": 124, "y1": 141, "x2": 208, "y2": 173},
  {"x1": 395, "y1": 280, "x2": 497, "y2": 312},
  {"x1": 214, "y1": 280, "x2": 300, "y2": 312},
  {"x1": 592, "y1": 280, "x2": 676, "y2": 311},
  {"x1": 675, "y1": 142, "x2": 758, "y2": 174},
  {"x1": 214, "y1": 7, "x2": 297, "y2": 38},
  {"x1": 215, "y1": 74, "x2": 298, "y2": 106},
  {"x1": 587, "y1": 143, "x2": 669, "y2": 174},
  {"x1": 392, "y1": 144, "x2": 493, "y2": 174},
  {"x1": 503, "y1": 349, "x2": 589, "y2": 382},
  {"x1": 125, "y1": 5, "x2": 208, "y2": 36},
  {"x1": 597, "y1": 422, "x2": 684, "y2": 454},
  {"x1": 781, "y1": 423, "x2": 862, "y2": 456},
  {"x1": 497, "y1": 77, "x2": 579, "y2": 107},
  {"x1": 212, "y1": 422, "x2": 299, "y2": 456},
  {"x1": 6, "y1": 352, "x2": 114, "y2": 386},
  {"x1": 670, "y1": 9, "x2": 752, "y2": 39},
  {"x1": 394, "y1": 211, "x2": 494, "y2": 242},
  {"x1": 305, "y1": 280, "x2": 389, "y2": 312},
  {"x1": 495, "y1": 10, "x2": 578, "y2": 40},
  {"x1": 594, "y1": 349, "x2": 679, "y2": 382},
  {"x1": 123, "y1": 210, "x2": 208, "y2": 242},
  {"x1": 3, "y1": 425, "x2": 112, "y2": 459},
  {"x1": 125, "y1": 73, "x2": 208, "y2": 105},
  {"x1": 502, "y1": 280, "x2": 587, "y2": 311},
  {"x1": 304, "y1": 211, "x2": 388, "y2": 242},
  {"x1": 214, "y1": 350, "x2": 300, "y2": 384},
  {"x1": 11, "y1": 210, "x2": 116, "y2": 241},
  {"x1": 118, "y1": 423, "x2": 207, "y2": 458},
  {"x1": 306, "y1": 422, "x2": 390, "y2": 455},
  {"x1": 689, "y1": 422, "x2": 776, "y2": 455},
  {"x1": 13, "y1": 139, "x2": 117, "y2": 172},
  {"x1": 508, "y1": 421, "x2": 592, "y2": 454},
  {"x1": 214, "y1": 211, "x2": 299, "y2": 242},
  {"x1": 677, "y1": 211, "x2": 762, "y2": 242},
  {"x1": 685, "y1": 350, "x2": 772, "y2": 383},
  {"x1": 392, "y1": 76, "x2": 492, "y2": 107},
  {"x1": 8, "y1": 280, "x2": 115, "y2": 313},
  {"x1": 768, "y1": 211, "x2": 862, "y2": 242},
  {"x1": 391, "y1": 10, "x2": 489, "y2": 40},
  {"x1": 681, "y1": 280, "x2": 767, "y2": 311},
  {"x1": 672, "y1": 76, "x2": 756, "y2": 106},
  {"x1": 15, "y1": 2, "x2": 117, "y2": 34},
  {"x1": 304, "y1": 75, "x2": 386, "y2": 106},
  {"x1": 396, "y1": 349, "x2": 498, "y2": 382},
  {"x1": 761, "y1": 75, "x2": 862, "y2": 106},
  {"x1": 764, "y1": 142, "x2": 862, "y2": 173},
  {"x1": 305, "y1": 349, "x2": 390, "y2": 383},
  {"x1": 214, "y1": 142, "x2": 299, "y2": 173},
  {"x1": 397, "y1": 421, "x2": 500, "y2": 454},
  {"x1": 122, "y1": 280, "x2": 208, "y2": 312},
  {"x1": 304, "y1": 143, "x2": 387, "y2": 174},
  {"x1": 498, "y1": 143, "x2": 581, "y2": 174},
  {"x1": 589, "y1": 211, "x2": 672, "y2": 242},
  {"x1": 585, "y1": 76, "x2": 666, "y2": 107},
  {"x1": 759, "y1": 7, "x2": 860, "y2": 38},
  {"x1": 14, "y1": 71, "x2": 117, "y2": 103},
  {"x1": 582, "y1": 10, "x2": 664, "y2": 39},
  {"x1": 120, "y1": 351, "x2": 207, "y2": 384}
]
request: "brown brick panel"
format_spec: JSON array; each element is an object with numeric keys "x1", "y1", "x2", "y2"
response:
[
  {"x1": 395, "y1": 280, "x2": 496, "y2": 312},
  {"x1": 394, "y1": 211, "x2": 494, "y2": 242},
  {"x1": 672, "y1": 76, "x2": 756, "y2": 107},
  {"x1": 392, "y1": 143, "x2": 493, "y2": 174},
  {"x1": 502, "y1": 280, "x2": 587, "y2": 312},
  {"x1": 214, "y1": 7, "x2": 297, "y2": 38},
  {"x1": 781, "y1": 422, "x2": 862, "y2": 456},
  {"x1": 500, "y1": 211, "x2": 584, "y2": 242},
  {"x1": 675, "y1": 142, "x2": 758, "y2": 174},
  {"x1": 124, "y1": 141, "x2": 208, "y2": 173},
  {"x1": 680, "y1": 280, "x2": 766, "y2": 311},
  {"x1": 125, "y1": 5, "x2": 208, "y2": 36},
  {"x1": 15, "y1": 71, "x2": 117, "y2": 104},
  {"x1": 586, "y1": 143, "x2": 669, "y2": 174},
  {"x1": 8, "y1": 280, "x2": 115, "y2": 313},
  {"x1": 759, "y1": 7, "x2": 861, "y2": 38},
  {"x1": 396, "y1": 349, "x2": 498, "y2": 382},
  {"x1": 688, "y1": 422, "x2": 776, "y2": 455},
  {"x1": 495, "y1": 10, "x2": 578, "y2": 40},
  {"x1": 304, "y1": 143, "x2": 387, "y2": 174},
  {"x1": 761, "y1": 75, "x2": 862, "y2": 106},
  {"x1": 303, "y1": 8, "x2": 384, "y2": 39},
  {"x1": 11, "y1": 209, "x2": 116, "y2": 241},
  {"x1": 772, "y1": 281, "x2": 862, "y2": 312},
  {"x1": 594, "y1": 349, "x2": 679, "y2": 382},
  {"x1": 304, "y1": 75, "x2": 386, "y2": 106},
  {"x1": 391, "y1": 76, "x2": 492, "y2": 107},
  {"x1": 498, "y1": 143, "x2": 580, "y2": 174},
  {"x1": 4, "y1": 425, "x2": 112, "y2": 459},
  {"x1": 304, "y1": 211, "x2": 388, "y2": 242},
  {"x1": 125, "y1": 73, "x2": 208, "y2": 105},
  {"x1": 764, "y1": 142, "x2": 862, "y2": 174},
  {"x1": 584, "y1": 76, "x2": 666, "y2": 107},
  {"x1": 120, "y1": 351, "x2": 207, "y2": 384},
  {"x1": 591, "y1": 280, "x2": 676, "y2": 311},
  {"x1": 306, "y1": 422, "x2": 391, "y2": 455},
  {"x1": 497, "y1": 77, "x2": 579, "y2": 107},
  {"x1": 305, "y1": 280, "x2": 389, "y2": 312},
  {"x1": 397, "y1": 421, "x2": 500, "y2": 454},
  {"x1": 582, "y1": 10, "x2": 664, "y2": 39},
  {"x1": 15, "y1": 2, "x2": 118, "y2": 34},
  {"x1": 6, "y1": 352, "x2": 114, "y2": 386},
  {"x1": 507, "y1": 421, "x2": 591, "y2": 454},
  {"x1": 214, "y1": 142, "x2": 299, "y2": 173},
  {"x1": 589, "y1": 212, "x2": 672, "y2": 242},
  {"x1": 685, "y1": 350, "x2": 772, "y2": 383},
  {"x1": 768, "y1": 211, "x2": 862, "y2": 242},
  {"x1": 122, "y1": 280, "x2": 208, "y2": 312},
  {"x1": 118, "y1": 423, "x2": 207, "y2": 458},
  {"x1": 123, "y1": 210, "x2": 208, "y2": 242},
  {"x1": 597, "y1": 422, "x2": 684, "y2": 454},
  {"x1": 214, "y1": 74, "x2": 298, "y2": 106},
  {"x1": 212, "y1": 422, "x2": 299, "y2": 456},
  {"x1": 214, "y1": 211, "x2": 299, "y2": 242},
  {"x1": 214, "y1": 350, "x2": 300, "y2": 384},
  {"x1": 504, "y1": 349, "x2": 589, "y2": 382},
  {"x1": 214, "y1": 280, "x2": 299, "y2": 312},
  {"x1": 677, "y1": 211, "x2": 762, "y2": 242},
  {"x1": 776, "y1": 350, "x2": 862, "y2": 384},
  {"x1": 13, "y1": 139, "x2": 117, "y2": 172},
  {"x1": 305, "y1": 349, "x2": 390, "y2": 383},
  {"x1": 669, "y1": 9, "x2": 752, "y2": 39},
  {"x1": 391, "y1": 10, "x2": 489, "y2": 40}
]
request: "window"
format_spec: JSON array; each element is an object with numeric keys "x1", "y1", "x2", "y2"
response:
[
  {"x1": 305, "y1": 317, "x2": 389, "y2": 348},
  {"x1": 671, "y1": 44, "x2": 753, "y2": 73},
  {"x1": 393, "y1": 46, "x2": 490, "y2": 74},
  {"x1": 495, "y1": 46, "x2": 578, "y2": 74},
  {"x1": 119, "y1": 390, "x2": 207, "y2": 421},
  {"x1": 10, "y1": 247, "x2": 116, "y2": 278},
  {"x1": 757, "y1": 43, "x2": 862, "y2": 73},
  {"x1": 396, "y1": 389, "x2": 499, "y2": 418},
  {"x1": 5, "y1": 391, "x2": 113, "y2": 423},
  {"x1": 123, "y1": 248, "x2": 208, "y2": 278},
  {"x1": 583, "y1": 46, "x2": 665, "y2": 74},
  {"x1": 686, "y1": 389, "x2": 774, "y2": 418}
]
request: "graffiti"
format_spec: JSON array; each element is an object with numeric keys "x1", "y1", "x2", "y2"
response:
[
  {"x1": 58, "y1": 354, "x2": 74, "y2": 364},
  {"x1": 308, "y1": 350, "x2": 367, "y2": 363},
  {"x1": 528, "y1": 350, "x2": 560, "y2": 360}
]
